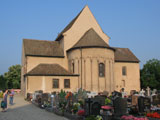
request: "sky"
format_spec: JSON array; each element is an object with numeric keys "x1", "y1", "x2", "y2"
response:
[{"x1": 0, "y1": 0, "x2": 160, "y2": 75}]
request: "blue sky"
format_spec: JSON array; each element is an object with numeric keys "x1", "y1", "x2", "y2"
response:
[{"x1": 0, "y1": 0, "x2": 160, "y2": 75}]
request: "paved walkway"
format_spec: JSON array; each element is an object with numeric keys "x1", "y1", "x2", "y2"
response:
[{"x1": 0, "y1": 94, "x2": 68, "y2": 120}]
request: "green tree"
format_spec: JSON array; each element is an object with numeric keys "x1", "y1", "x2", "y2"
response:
[
  {"x1": 0, "y1": 75, "x2": 6, "y2": 90},
  {"x1": 4, "y1": 64, "x2": 21, "y2": 89},
  {"x1": 140, "y1": 59, "x2": 160, "y2": 90}
]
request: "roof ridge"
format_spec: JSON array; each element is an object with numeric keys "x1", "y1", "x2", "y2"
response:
[
  {"x1": 23, "y1": 38, "x2": 55, "y2": 43},
  {"x1": 74, "y1": 28, "x2": 109, "y2": 47}
]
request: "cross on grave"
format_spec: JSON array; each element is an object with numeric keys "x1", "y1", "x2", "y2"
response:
[
  {"x1": 146, "y1": 87, "x2": 151, "y2": 97},
  {"x1": 139, "y1": 89, "x2": 145, "y2": 96}
]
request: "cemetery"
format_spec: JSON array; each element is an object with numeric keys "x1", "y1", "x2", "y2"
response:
[{"x1": 26, "y1": 87, "x2": 160, "y2": 120}]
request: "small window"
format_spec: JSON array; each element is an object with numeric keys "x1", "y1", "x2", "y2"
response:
[
  {"x1": 53, "y1": 79, "x2": 59, "y2": 88},
  {"x1": 99, "y1": 63, "x2": 105, "y2": 77},
  {"x1": 122, "y1": 80, "x2": 125, "y2": 87},
  {"x1": 122, "y1": 66, "x2": 127, "y2": 76},
  {"x1": 72, "y1": 62, "x2": 74, "y2": 73},
  {"x1": 64, "y1": 79, "x2": 70, "y2": 88}
]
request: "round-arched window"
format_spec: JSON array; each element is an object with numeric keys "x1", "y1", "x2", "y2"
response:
[{"x1": 99, "y1": 63, "x2": 105, "y2": 77}]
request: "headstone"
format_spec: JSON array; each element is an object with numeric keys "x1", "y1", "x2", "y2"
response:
[
  {"x1": 146, "y1": 86, "x2": 151, "y2": 97},
  {"x1": 94, "y1": 95, "x2": 106, "y2": 106},
  {"x1": 131, "y1": 95, "x2": 138, "y2": 106},
  {"x1": 152, "y1": 89, "x2": 157, "y2": 96},
  {"x1": 138, "y1": 96, "x2": 151, "y2": 113},
  {"x1": 113, "y1": 97, "x2": 127, "y2": 116},
  {"x1": 143, "y1": 97, "x2": 151, "y2": 110},
  {"x1": 152, "y1": 94, "x2": 160, "y2": 105},
  {"x1": 91, "y1": 102, "x2": 101, "y2": 115},
  {"x1": 84, "y1": 98, "x2": 93, "y2": 116}
]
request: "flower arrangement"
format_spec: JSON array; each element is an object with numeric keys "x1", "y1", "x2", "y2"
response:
[
  {"x1": 77, "y1": 109, "x2": 85, "y2": 116},
  {"x1": 96, "y1": 115, "x2": 103, "y2": 120},
  {"x1": 72, "y1": 102, "x2": 80, "y2": 114},
  {"x1": 85, "y1": 115, "x2": 103, "y2": 120},
  {"x1": 65, "y1": 92, "x2": 72, "y2": 99},
  {"x1": 105, "y1": 97, "x2": 111, "y2": 105},
  {"x1": 121, "y1": 115, "x2": 148, "y2": 120},
  {"x1": 146, "y1": 112, "x2": 160, "y2": 119}
]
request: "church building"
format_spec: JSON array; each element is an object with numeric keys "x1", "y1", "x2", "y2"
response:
[{"x1": 21, "y1": 6, "x2": 140, "y2": 96}]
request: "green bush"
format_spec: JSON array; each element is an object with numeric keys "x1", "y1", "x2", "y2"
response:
[
  {"x1": 85, "y1": 115, "x2": 96, "y2": 120},
  {"x1": 0, "y1": 91, "x2": 3, "y2": 98}
]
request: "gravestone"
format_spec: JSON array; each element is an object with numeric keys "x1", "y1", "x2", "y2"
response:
[
  {"x1": 131, "y1": 95, "x2": 138, "y2": 106},
  {"x1": 94, "y1": 95, "x2": 106, "y2": 106},
  {"x1": 85, "y1": 98, "x2": 102, "y2": 116},
  {"x1": 146, "y1": 86, "x2": 151, "y2": 97},
  {"x1": 91, "y1": 102, "x2": 101, "y2": 115},
  {"x1": 113, "y1": 97, "x2": 127, "y2": 117},
  {"x1": 152, "y1": 89, "x2": 157, "y2": 96},
  {"x1": 152, "y1": 94, "x2": 160, "y2": 105},
  {"x1": 138, "y1": 96, "x2": 151, "y2": 113},
  {"x1": 84, "y1": 98, "x2": 93, "y2": 116}
]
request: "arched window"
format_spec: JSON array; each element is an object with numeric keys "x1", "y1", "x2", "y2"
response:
[
  {"x1": 122, "y1": 80, "x2": 125, "y2": 87},
  {"x1": 99, "y1": 63, "x2": 105, "y2": 77},
  {"x1": 122, "y1": 66, "x2": 127, "y2": 76},
  {"x1": 72, "y1": 62, "x2": 74, "y2": 73}
]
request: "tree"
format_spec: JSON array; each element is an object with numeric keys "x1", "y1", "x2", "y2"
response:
[
  {"x1": 0, "y1": 75, "x2": 6, "y2": 90},
  {"x1": 4, "y1": 64, "x2": 21, "y2": 89},
  {"x1": 140, "y1": 59, "x2": 160, "y2": 90}
]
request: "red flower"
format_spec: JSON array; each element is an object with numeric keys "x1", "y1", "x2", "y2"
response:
[
  {"x1": 78, "y1": 110, "x2": 85, "y2": 116},
  {"x1": 146, "y1": 112, "x2": 160, "y2": 118}
]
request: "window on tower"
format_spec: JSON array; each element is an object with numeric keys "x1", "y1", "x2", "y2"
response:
[{"x1": 99, "y1": 63, "x2": 105, "y2": 77}]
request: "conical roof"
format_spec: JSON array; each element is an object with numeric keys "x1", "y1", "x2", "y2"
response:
[{"x1": 68, "y1": 28, "x2": 113, "y2": 51}]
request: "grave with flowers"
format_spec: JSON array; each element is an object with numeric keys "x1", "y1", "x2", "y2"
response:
[{"x1": 27, "y1": 87, "x2": 160, "y2": 120}]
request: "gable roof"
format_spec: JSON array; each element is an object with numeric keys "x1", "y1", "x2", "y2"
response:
[
  {"x1": 114, "y1": 47, "x2": 140, "y2": 63},
  {"x1": 55, "y1": 6, "x2": 85, "y2": 41},
  {"x1": 23, "y1": 39, "x2": 64, "y2": 57},
  {"x1": 67, "y1": 28, "x2": 114, "y2": 51},
  {"x1": 26, "y1": 64, "x2": 78, "y2": 76}
]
